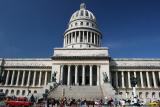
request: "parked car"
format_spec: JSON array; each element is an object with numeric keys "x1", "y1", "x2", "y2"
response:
[
  {"x1": 5, "y1": 97, "x2": 32, "y2": 106},
  {"x1": 148, "y1": 101, "x2": 160, "y2": 106}
]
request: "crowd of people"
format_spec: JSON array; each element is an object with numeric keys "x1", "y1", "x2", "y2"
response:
[
  {"x1": 37, "y1": 97, "x2": 132, "y2": 107},
  {"x1": 0, "y1": 95, "x2": 141, "y2": 107}
]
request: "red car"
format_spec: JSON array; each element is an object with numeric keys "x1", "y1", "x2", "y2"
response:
[{"x1": 5, "y1": 97, "x2": 32, "y2": 106}]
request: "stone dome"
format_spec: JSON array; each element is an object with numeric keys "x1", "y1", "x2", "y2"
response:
[
  {"x1": 63, "y1": 3, "x2": 102, "y2": 48},
  {"x1": 69, "y1": 3, "x2": 96, "y2": 22}
]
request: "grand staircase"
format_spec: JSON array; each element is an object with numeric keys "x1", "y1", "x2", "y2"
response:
[{"x1": 48, "y1": 83, "x2": 115, "y2": 99}]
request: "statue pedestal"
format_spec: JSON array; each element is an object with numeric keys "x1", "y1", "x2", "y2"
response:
[{"x1": 101, "y1": 82, "x2": 115, "y2": 98}]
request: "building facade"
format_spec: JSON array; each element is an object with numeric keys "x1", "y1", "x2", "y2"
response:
[{"x1": 0, "y1": 3, "x2": 160, "y2": 100}]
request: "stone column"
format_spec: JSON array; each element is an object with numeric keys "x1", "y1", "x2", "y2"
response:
[
  {"x1": 65, "y1": 36, "x2": 67, "y2": 46},
  {"x1": 97, "y1": 35, "x2": 99, "y2": 46},
  {"x1": 68, "y1": 33, "x2": 70, "y2": 44},
  {"x1": 27, "y1": 71, "x2": 31, "y2": 86},
  {"x1": 152, "y1": 72, "x2": 157, "y2": 88},
  {"x1": 39, "y1": 71, "x2": 42, "y2": 86},
  {"x1": 94, "y1": 33, "x2": 96, "y2": 44},
  {"x1": 90, "y1": 65, "x2": 92, "y2": 86},
  {"x1": 134, "y1": 72, "x2": 137, "y2": 87},
  {"x1": 99, "y1": 35, "x2": 101, "y2": 46},
  {"x1": 63, "y1": 36, "x2": 65, "y2": 47},
  {"x1": 21, "y1": 71, "x2": 25, "y2": 86},
  {"x1": 16, "y1": 71, "x2": 20, "y2": 86},
  {"x1": 90, "y1": 32, "x2": 92, "y2": 43},
  {"x1": 128, "y1": 71, "x2": 131, "y2": 88},
  {"x1": 67, "y1": 34, "x2": 69, "y2": 44},
  {"x1": 70, "y1": 32, "x2": 73, "y2": 44},
  {"x1": 5, "y1": 70, "x2": 10, "y2": 85},
  {"x1": 116, "y1": 71, "x2": 118, "y2": 88},
  {"x1": 78, "y1": 31, "x2": 80, "y2": 43},
  {"x1": 121, "y1": 71, "x2": 125, "y2": 88},
  {"x1": 86, "y1": 31, "x2": 88, "y2": 43},
  {"x1": 159, "y1": 72, "x2": 160, "y2": 84},
  {"x1": 11, "y1": 71, "x2": 15, "y2": 85},
  {"x1": 33, "y1": 71, "x2": 36, "y2": 86},
  {"x1": 140, "y1": 71, "x2": 144, "y2": 88},
  {"x1": 75, "y1": 65, "x2": 78, "y2": 85},
  {"x1": 82, "y1": 65, "x2": 85, "y2": 85},
  {"x1": 146, "y1": 72, "x2": 150, "y2": 88},
  {"x1": 67, "y1": 65, "x2": 71, "y2": 85},
  {"x1": 44, "y1": 71, "x2": 48, "y2": 85},
  {"x1": 60, "y1": 65, "x2": 64, "y2": 84},
  {"x1": 82, "y1": 31, "x2": 85, "y2": 43},
  {"x1": 97, "y1": 65, "x2": 100, "y2": 86}
]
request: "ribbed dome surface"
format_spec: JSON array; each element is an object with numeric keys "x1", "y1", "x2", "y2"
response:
[{"x1": 69, "y1": 3, "x2": 96, "y2": 22}]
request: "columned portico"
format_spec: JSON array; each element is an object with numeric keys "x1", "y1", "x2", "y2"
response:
[{"x1": 60, "y1": 64, "x2": 101, "y2": 86}]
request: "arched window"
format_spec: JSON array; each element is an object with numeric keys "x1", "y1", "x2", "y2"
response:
[
  {"x1": 86, "y1": 22, "x2": 89, "y2": 26},
  {"x1": 92, "y1": 23, "x2": 94, "y2": 27},
  {"x1": 75, "y1": 22, "x2": 77, "y2": 26},
  {"x1": 22, "y1": 90, "x2": 25, "y2": 96},
  {"x1": 80, "y1": 22, "x2": 83, "y2": 25},
  {"x1": 34, "y1": 90, "x2": 37, "y2": 94},
  {"x1": 139, "y1": 92, "x2": 142, "y2": 98},
  {"x1": 16, "y1": 90, "x2": 20, "y2": 95},
  {"x1": 145, "y1": 92, "x2": 149, "y2": 98},
  {"x1": 5, "y1": 90, "x2": 9, "y2": 95},
  {"x1": 11, "y1": 90, "x2": 14, "y2": 94},
  {"x1": 152, "y1": 92, "x2": 155, "y2": 98}
]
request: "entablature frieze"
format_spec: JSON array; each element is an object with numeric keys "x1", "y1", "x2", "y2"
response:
[
  {"x1": 118, "y1": 88, "x2": 160, "y2": 91},
  {"x1": 3, "y1": 66, "x2": 52, "y2": 69},
  {"x1": 53, "y1": 63, "x2": 108, "y2": 66},
  {"x1": 3, "y1": 68, "x2": 52, "y2": 71},
  {"x1": 110, "y1": 66, "x2": 160, "y2": 70},
  {"x1": 111, "y1": 69, "x2": 160, "y2": 72}
]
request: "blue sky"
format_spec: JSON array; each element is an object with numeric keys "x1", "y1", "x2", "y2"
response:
[{"x1": 0, "y1": 0, "x2": 160, "y2": 58}]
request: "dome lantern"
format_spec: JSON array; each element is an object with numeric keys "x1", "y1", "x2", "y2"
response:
[{"x1": 80, "y1": 3, "x2": 86, "y2": 10}]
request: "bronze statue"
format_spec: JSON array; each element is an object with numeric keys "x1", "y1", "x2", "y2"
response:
[
  {"x1": 103, "y1": 72, "x2": 108, "y2": 82},
  {"x1": 52, "y1": 72, "x2": 57, "y2": 82}
]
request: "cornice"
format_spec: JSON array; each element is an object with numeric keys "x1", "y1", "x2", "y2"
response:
[{"x1": 52, "y1": 56, "x2": 110, "y2": 60}]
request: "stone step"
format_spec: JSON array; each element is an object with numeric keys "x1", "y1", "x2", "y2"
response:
[
  {"x1": 48, "y1": 83, "x2": 115, "y2": 100},
  {"x1": 48, "y1": 85, "x2": 103, "y2": 99}
]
